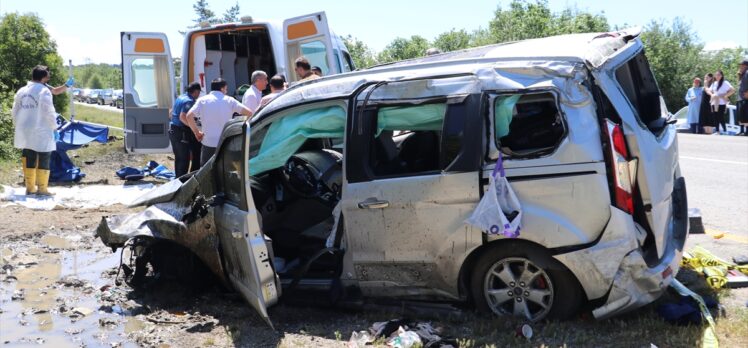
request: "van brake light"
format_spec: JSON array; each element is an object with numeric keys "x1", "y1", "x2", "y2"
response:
[{"x1": 606, "y1": 121, "x2": 634, "y2": 214}]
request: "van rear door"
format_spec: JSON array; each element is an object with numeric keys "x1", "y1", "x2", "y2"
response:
[
  {"x1": 121, "y1": 32, "x2": 175, "y2": 153},
  {"x1": 283, "y1": 12, "x2": 336, "y2": 82},
  {"x1": 592, "y1": 39, "x2": 682, "y2": 260}
]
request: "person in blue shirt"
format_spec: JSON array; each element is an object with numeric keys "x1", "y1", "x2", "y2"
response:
[
  {"x1": 685, "y1": 77, "x2": 703, "y2": 134},
  {"x1": 169, "y1": 82, "x2": 203, "y2": 177}
]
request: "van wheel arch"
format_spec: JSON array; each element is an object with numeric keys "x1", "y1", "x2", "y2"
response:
[{"x1": 458, "y1": 239, "x2": 586, "y2": 319}]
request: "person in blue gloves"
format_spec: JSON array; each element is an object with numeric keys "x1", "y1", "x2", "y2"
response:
[
  {"x1": 48, "y1": 76, "x2": 75, "y2": 95},
  {"x1": 11, "y1": 65, "x2": 62, "y2": 196}
]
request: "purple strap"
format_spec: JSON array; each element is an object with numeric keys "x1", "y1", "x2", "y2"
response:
[{"x1": 492, "y1": 153, "x2": 506, "y2": 178}]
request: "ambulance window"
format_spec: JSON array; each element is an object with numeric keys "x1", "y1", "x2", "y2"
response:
[
  {"x1": 342, "y1": 51, "x2": 354, "y2": 71},
  {"x1": 333, "y1": 49, "x2": 343, "y2": 74},
  {"x1": 300, "y1": 40, "x2": 329, "y2": 75},
  {"x1": 129, "y1": 56, "x2": 171, "y2": 108}
]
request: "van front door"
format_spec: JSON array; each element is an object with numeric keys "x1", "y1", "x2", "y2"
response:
[
  {"x1": 283, "y1": 12, "x2": 336, "y2": 82},
  {"x1": 121, "y1": 32, "x2": 175, "y2": 153},
  {"x1": 213, "y1": 128, "x2": 280, "y2": 328}
]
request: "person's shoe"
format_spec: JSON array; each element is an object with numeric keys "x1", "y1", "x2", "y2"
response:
[
  {"x1": 35, "y1": 169, "x2": 55, "y2": 196},
  {"x1": 22, "y1": 157, "x2": 37, "y2": 195}
]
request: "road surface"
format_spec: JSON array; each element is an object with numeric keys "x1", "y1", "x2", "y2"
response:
[{"x1": 679, "y1": 133, "x2": 748, "y2": 258}]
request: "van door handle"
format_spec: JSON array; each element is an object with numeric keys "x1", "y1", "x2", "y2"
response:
[{"x1": 358, "y1": 200, "x2": 389, "y2": 209}]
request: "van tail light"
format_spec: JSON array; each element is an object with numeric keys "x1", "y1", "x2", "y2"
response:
[{"x1": 606, "y1": 121, "x2": 635, "y2": 214}]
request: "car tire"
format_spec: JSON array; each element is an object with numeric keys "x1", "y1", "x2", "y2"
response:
[{"x1": 470, "y1": 242, "x2": 583, "y2": 321}]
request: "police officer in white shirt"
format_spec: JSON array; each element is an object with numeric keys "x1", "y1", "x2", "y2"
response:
[
  {"x1": 185, "y1": 78, "x2": 252, "y2": 165},
  {"x1": 241, "y1": 70, "x2": 267, "y2": 113}
]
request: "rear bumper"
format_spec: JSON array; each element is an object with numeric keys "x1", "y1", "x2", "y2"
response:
[
  {"x1": 592, "y1": 176, "x2": 688, "y2": 319},
  {"x1": 555, "y1": 177, "x2": 688, "y2": 319}
]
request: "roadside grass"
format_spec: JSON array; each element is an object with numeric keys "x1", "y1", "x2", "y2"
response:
[{"x1": 0, "y1": 104, "x2": 125, "y2": 186}]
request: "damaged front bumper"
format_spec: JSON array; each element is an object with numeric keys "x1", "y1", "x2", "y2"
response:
[{"x1": 95, "y1": 167, "x2": 230, "y2": 287}]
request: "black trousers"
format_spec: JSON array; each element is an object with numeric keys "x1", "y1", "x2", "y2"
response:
[
  {"x1": 22, "y1": 149, "x2": 51, "y2": 169},
  {"x1": 201, "y1": 146, "x2": 216, "y2": 166},
  {"x1": 714, "y1": 104, "x2": 727, "y2": 132},
  {"x1": 169, "y1": 125, "x2": 202, "y2": 177}
]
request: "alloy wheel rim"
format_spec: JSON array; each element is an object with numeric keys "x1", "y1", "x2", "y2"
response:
[{"x1": 483, "y1": 257, "x2": 554, "y2": 321}]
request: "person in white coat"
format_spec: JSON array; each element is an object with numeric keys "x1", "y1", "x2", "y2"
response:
[
  {"x1": 11, "y1": 65, "x2": 59, "y2": 196},
  {"x1": 685, "y1": 77, "x2": 704, "y2": 134}
]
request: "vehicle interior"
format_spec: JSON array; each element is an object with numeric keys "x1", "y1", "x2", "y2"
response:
[
  {"x1": 494, "y1": 92, "x2": 565, "y2": 158},
  {"x1": 195, "y1": 27, "x2": 277, "y2": 98},
  {"x1": 245, "y1": 105, "x2": 347, "y2": 280}
]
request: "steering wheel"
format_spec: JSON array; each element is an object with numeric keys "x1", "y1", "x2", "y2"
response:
[{"x1": 279, "y1": 150, "x2": 342, "y2": 201}]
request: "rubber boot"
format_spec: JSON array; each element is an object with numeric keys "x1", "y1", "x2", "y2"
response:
[
  {"x1": 35, "y1": 169, "x2": 54, "y2": 196},
  {"x1": 21, "y1": 157, "x2": 37, "y2": 195}
]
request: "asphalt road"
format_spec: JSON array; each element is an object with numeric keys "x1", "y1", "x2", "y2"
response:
[{"x1": 679, "y1": 133, "x2": 748, "y2": 259}]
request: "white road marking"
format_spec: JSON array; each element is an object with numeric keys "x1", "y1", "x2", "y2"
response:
[{"x1": 680, "y1": 156, "x2": 748, "y2": 165}]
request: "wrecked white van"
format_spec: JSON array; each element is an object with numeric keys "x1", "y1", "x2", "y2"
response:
[
  {"x1": 98, "y1": 28, "x2": 688, "y2": 325},
  {"x1": 121, "y1": 12, "x2": 354, "y2": 153}
]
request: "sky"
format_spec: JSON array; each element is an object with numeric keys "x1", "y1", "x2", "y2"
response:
[{"x1": 1, "y1": 0, "x2": 746, "y2": 64}]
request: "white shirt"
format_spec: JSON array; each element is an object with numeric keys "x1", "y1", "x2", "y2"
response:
[
  {"x1": 12, "y1": 82, "x2": 57, "y2": 152},
  {"x1": 188, "y1": 91, "x2": 245, "y2": 147},
  {"x1": 241, "y1": 85, "x2": 263, "y2": 113},
  {"x1": 711, "y1": 80, "x2": 733, "y2": 105}
]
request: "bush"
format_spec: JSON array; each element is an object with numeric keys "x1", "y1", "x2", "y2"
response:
[{"x1": 0, "y1": 92, "x2": 19, "y2": 161}]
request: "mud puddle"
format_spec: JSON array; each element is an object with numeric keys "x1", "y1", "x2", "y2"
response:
[{"x1": 0, "y1": 232, "x2": 145, "y2": 347}]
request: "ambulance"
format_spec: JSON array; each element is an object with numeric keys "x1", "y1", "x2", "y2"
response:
[{"x1": 120, "y1": 11, "x2": 354, "y2": 153}]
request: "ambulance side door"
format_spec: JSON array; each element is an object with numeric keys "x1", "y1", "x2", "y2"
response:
[
  {"x1": 121, "y1": 32, "x2": 175, "y2": 153},
  {"x1": 283, "y1": 12, "x2": 337, "y2": 82}
]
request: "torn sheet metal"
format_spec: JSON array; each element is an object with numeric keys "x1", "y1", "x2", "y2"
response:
[{"x1": 95, "y1": 166, "x2": 227, "y2": 286}]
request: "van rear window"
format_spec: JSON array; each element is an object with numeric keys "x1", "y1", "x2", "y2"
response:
[{"x1": 614, "y1": 52, "x2": 666, "y2": 134}]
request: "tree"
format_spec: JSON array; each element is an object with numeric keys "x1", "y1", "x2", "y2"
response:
[
  {"x1": 0, "y1": 13, "x2": 67, "y2": 113},
  {"x1": 342, "y1": 35, "x2": 377, "y2": 68},
  {"x1": 433, "y1": 29, "x2": 472, "y2": 53},
  {"x1": 378, "y1": 35, "x2": 430, "y2": 64},
  {"x1": 191, "y1": 0, "x2": 218, "y2": 28},
  {"x1": 223, "y1": 2, "x2": 240, "y2": 23},
  {"x1": 487, "y1": 0, "x2": 609, "y2": 44},
  {"x1": 88, "y1": 75, "x2": 103, "y2": 89},
  {"x1": 640, "y1": 18, "x2": 704, "y2": 111}
]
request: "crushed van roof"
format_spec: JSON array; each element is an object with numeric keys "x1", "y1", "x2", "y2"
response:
[{"x1": 254, "y1": 29, "x2": 641, "y2": 121}]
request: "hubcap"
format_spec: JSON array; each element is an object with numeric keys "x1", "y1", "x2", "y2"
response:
[{"x1": 483, "y1": 257, "x2": 554, "y2": 321}]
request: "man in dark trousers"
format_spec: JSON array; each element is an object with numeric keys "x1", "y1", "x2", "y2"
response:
[
  {"x1": 169, "y1": 82, "x2": 203, "y2": 177},
  {"x1": 738, "y1": 60, "x2": 748, "y2": 135}
]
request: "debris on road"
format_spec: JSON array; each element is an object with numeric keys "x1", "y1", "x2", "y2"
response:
[{"x1": 681, "y1": 246, "x2": 748, "y2": 289}]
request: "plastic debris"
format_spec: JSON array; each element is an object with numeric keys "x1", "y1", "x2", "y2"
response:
[
  {"x1": 387, "y1": 327, "x2": 421, "y2": 348},
  {"x1": 670, "y1": 279, "x2": 718, "y2": 348},
  {"x1": 348, "y1": 331, "x2": 374, "y2": 347}
]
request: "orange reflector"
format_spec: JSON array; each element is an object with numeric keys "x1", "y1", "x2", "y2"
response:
[
  {"x1": 134, "y1": 38, "x2": 165, "y2": 53},
  {"x1": 287, "y1": 20, "x2": 317, "y2": 40}
]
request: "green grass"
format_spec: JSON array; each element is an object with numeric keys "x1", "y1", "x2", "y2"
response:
[
  {"x1": 66, "y1": 103, "x2": 124, "y2": 136},
  {"x1": 0, "y1": 104, "x2": 124, "y2": 185}
]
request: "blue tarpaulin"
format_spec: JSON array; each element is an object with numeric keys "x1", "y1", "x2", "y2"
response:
[{"x1": 51, "y1": 118, "x2": 109, "y2": 182}]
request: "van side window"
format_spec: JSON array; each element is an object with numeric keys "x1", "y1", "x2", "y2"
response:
[
  {"x1": 614, "y1": 52, "x2": 664, "y2": 132},
  {"x1": 493, "y1": 92, "x2": 564, "y2": 157},
  {"x1": 216, "y1": 135, "x2": 245, "y2": 206},
  {"x1": 367, "y1": 102, "x2": 465, "y2": 177},
  {"x1": 342, "y1": 51, "x2": 354, "y2": 71}
]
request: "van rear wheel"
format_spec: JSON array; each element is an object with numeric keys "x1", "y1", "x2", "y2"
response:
[{"x1": 470, "y1": 243, "x2": 582, "y2": 321}]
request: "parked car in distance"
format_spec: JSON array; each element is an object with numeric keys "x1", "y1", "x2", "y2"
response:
[
  {"x1": 113, "y1": 90, "x2": 124, "y2": 108},
  {"x1": 86, "y1": 89, "x2": 101, "y2": 104},
  {"x1": 97, "y1": 28, "x2": 688, "y2": 325},
  {"x1": 77, "y1": 88, "x2": 92, "y2": 102},
  {"x1": 673, "y1": 104, "x2": 739, "y2": 134},
  {"x1": 98, "y1": 89, "x2": 114, "y2": 105}
]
